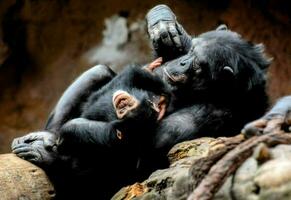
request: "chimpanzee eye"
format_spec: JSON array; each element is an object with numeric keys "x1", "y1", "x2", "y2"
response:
[
  {"x1": 189, "y1": 47, "x2": 195, "y2": 54},
  {"x1": 198, "y1": 61, "x2": 208, "y2": 68}
]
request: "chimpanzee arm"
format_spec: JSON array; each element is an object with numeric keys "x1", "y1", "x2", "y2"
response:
[
  {"x1": 46, "y1": 64, "x2": 115, "y2": 133},
  {"x1": 146, "y1": 4, "x2": 192, "y2": 62},
  {"x1": 243, "y1": 95, "x2": 291, "y2": 136},
  {"x1": 153, "y1": 104, "x2": 232, "y2": 152},
  {"x1": 57, "y1": 118, "x2": 123, "y2": 154}
]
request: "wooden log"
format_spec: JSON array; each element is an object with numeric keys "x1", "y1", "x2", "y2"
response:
[{"x1": 0, "y1": 153, "x2": 55, "y2": 200}]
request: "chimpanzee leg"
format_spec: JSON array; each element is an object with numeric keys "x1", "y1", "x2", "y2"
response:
[
  {"x1": 11, "y1": 64, "x2": 116, "y2": 167},
  {"x1": 146, "y1": 4, "x2": 192, "y2": 62},
  {"x1": 46, "y1": 64, "x2": 116, "y2": 133},
  {"x1": 243, "y1": 95, "x2": 291, "y2": 136}
]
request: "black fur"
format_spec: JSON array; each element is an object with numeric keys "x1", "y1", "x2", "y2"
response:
[
  {"x1": 54, "y1": 65, "x2": 170, "y2": 199},
  {"x1": 146, "y1": 29, "x2": 271, "y2": 170}
]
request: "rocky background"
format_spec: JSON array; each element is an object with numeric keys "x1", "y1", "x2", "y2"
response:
[{"x1": 0, "y1": 0, "x2": 291, "y2": 153}]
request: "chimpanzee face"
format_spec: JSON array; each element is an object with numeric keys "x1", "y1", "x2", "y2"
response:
[
  {"x1": 111, "y1": 89, "x2": 168, "y2": 140},
  {"x1": 161, "y1": 51, "x2": 210, "y2": 91},
  {"x1": 161, "y1": 29, "x2": 262, "y2": 92},
  {"x1": 112, "y1": 89, "x2": 167, "y2": 121}
]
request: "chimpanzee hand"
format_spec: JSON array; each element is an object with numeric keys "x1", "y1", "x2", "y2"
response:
[
  {"x1": 146, "y1": 4, "x2": 192, "y2": 61},
  {"x1": 242, "y1": 115, "x2": 285, "y2": 137},
  {"x1": 143, "y1": 57, "x2": 163, "y2": 73},
  {"x1": 242, "y1": 96, "x2": 291, "y2": 137},
  {"x1": 11, "y1": 131, "x2": 58, "y2": 166}
]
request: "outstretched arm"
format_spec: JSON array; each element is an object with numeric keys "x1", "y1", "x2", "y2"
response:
[
  {"x1": 243, "y1": 95, "x2": 291, "y2": 136},
  {"x1": 146, "y1": 4, "x2": 192, "y2": 62}
]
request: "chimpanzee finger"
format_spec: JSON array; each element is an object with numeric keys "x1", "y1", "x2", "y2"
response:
[
  {"x1": 14, "y1": 133, "x2": 42, "y2": 145},
  {"x1": 242, "y1": 118, "x2": 267, "y2": 137},
  {"x1": 148, "y1": 57, "x2": 163, "y2": 70},
  {"x1": 283, "y1": 111, "x2": 291, "y2": 132},
  {"x1": 151, "y1": 27, "x2": 161, "y2": 51},
  {"x1": 143, "y1": 57, "x2": 163, "y2": 73},
  {"x1": 11, "y1": 138, "x2": 22, "y2": 149},
  {"x1": 158, "y1": 22, "x2": 172, "y2": 46},
  {"x1": 11, "y1": 143, "x2": 30, "y2": 151},
  {"x1": 168, "y1": 22, "x2": 181, "y2": 49},
  {"x1": 12, "y1": 145, "x2": 36, "y2": 154},
  {"x1": 263, "y1": 117, "x2": 284, "y2": 134},
  {"x1": 11, "y1": 135, "x2": 33, "y2": 147},
  {"x1": 17, "y1": 151, "x2": 41, "y2": 161}
]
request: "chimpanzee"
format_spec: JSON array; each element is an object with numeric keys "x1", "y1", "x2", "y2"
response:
[
  {"x1": 57, "y1": 64, "x2": 169, "y2": 153},
  {"x1": 11, "y1": 4, "x2": 274, "y2": 199},
  {"x1": 12, "y1": 63, "x2": 170, "y2": 199},
  {"x1": 144, "y1": 5, "x2": 271, "y2": 157}
]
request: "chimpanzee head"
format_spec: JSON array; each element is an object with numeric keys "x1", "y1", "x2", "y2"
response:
[
  {"x1": 161, "y1": 26, "x2": 271, "y2": 95},
  {"x1": 111, "y1": 89, "x2": 167, "y2": 140},
  {"x1": 112, "y1": 89, "x2": 167, "y2": 121}
]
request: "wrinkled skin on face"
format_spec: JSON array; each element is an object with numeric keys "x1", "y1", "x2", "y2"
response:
[
  {"x1": 112, "y1": 90, "x2": 167, "y2": 122},
  {"x1": 113, "y1": 90, "x2": 140, "y2": 119}
]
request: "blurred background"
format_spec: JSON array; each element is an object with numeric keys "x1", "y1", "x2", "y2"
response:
[{"x1": 0, "y1": 0, "x2": 290, "y2": 153}]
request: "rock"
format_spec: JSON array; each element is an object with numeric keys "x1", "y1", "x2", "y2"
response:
[
  {"x1": 168, "y1": 137, "x2": 223, "y2": 165},
  {"x1": 112, "y1": 135, "x2": 244, "y2": 200},
  {"x1": 233, "y1": 144, "x2": 291, "y2": 200},
  {"x1": 0, "y1": 154, "x2": 55, "y2": 200},
  {"x1": 113, "y1": 134, "x2": 291, "y2": 200}
]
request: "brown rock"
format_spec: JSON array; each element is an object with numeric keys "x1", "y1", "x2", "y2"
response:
[
  {"x1": 114, "y1": 133, "x2": 291, "y2": 200},
  {"x1": 0, "y1": 154, "x2": 55, "y2": 200},
  {"x1": 112, "y1": 183, "x2": 148, "y2": 200}
]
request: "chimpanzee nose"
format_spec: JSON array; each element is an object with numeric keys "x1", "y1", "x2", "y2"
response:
[
  {"x1": 179, "y1": 56, "x2": 192, "y2": 66},
  {"x1": 180, "y1": 60, "x2": 186, "y2": 66}
]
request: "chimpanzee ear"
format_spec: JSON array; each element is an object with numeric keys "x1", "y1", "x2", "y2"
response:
[
  {"x1": 216, "y1": 24, "x2": 228, "y2": 31},
  {"x1": 223, "y1": 66, "x2": 234, "y2": 74},
  {"x1": 220, "y1": 66, "x2": 234, "y2": 79}
]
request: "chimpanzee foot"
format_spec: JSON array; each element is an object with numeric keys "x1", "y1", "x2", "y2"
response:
[
  {"x1": 11, "y1": 131, "x2": 57, "y2": 166},
  {"x1": 12, "y1": 143, "x2": 43, "y2": 163}
]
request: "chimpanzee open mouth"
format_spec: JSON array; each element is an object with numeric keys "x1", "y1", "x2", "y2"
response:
[
  {"x1": 112, "y1": 90, "x2": 139, "y2": 119},
  {"x1": 162, "y1": 67, "x2": 176, "y2": 83},
  {"x1": 163, "y1": 67, "x2": 187, "y2": 85}
]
